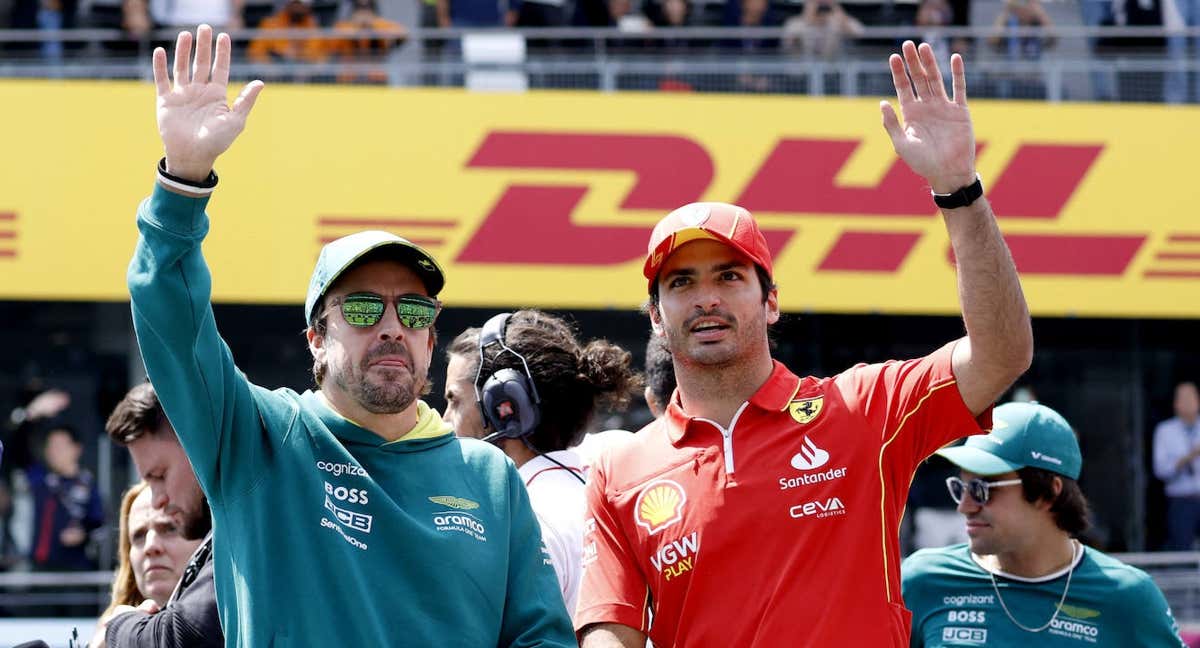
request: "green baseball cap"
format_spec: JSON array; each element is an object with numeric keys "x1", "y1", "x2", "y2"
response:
[
  {"x1": 935, "y1": 402, "x2": 1082, "y2": 480},
  {"x1": 304, "y1": 230, "x2": 445, "y2": 325}
]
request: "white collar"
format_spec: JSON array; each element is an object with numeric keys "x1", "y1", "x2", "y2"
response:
[
  {"x1": 517, "y1": 450, "x2": 585, "y2": 485},
  {"x1": 971, "y1": 539, "x2": 1085, "y2": 583}
]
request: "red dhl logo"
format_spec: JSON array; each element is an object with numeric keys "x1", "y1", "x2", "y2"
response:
[
  {"x1": 0, "y1": 212, "x2": 17, "y2": 260},
  {"x1": 317, "y1": 132, "x2": 1200, "y2": 280}
]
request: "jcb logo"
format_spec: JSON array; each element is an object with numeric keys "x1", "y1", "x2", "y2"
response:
[{"x1": 324, "y1": 481, "x2": 369, "y2": 505}]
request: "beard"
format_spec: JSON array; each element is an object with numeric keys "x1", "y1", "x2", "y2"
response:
[
  {"x1": 179, "y1": 496, "x2": 212, "y2": 541},
  {"x1": 665, "y1": 306, "x2": 763, "y2": 368},
  {"x1": 332, "y1": 342, "x2": 426, "y2": 414}
]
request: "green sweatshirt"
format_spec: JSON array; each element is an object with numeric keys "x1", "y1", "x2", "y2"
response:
[
  {"x1": 902, "y1": 543, "x2": 1185, "y2": 647},
  {"x1": 128, "y1": 184, "x2": 575, "y2": 647}
]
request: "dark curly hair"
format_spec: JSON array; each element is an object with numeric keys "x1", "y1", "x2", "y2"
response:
[{"x1": 446, "y1": 310, "x2": 642, "y2": 450}]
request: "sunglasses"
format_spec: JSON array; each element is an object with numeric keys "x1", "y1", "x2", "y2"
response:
[
  {"x1": 332, "y1": 292, "x2": 442, "y2": 329},
  {"x1": 945, "y1": 476, "x2": 1022, "y2": 505}
]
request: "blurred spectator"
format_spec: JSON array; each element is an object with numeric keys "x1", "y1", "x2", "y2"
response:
[
  {"x1": 916, "y1": 0, "x2": 954, "y2": 77},
  {"x1": 327, "y1": 0, "x2": 407, "y2": 83},
  {"x1": 121, "y1": 0, "x2": 243, "y2": 40},
  {"x1": 611, "y1": 0, "x2": 652, "y2": 30},
  {"x1": 988, "y1": 0, "x2": 1056, "y2": 57},
  {"x1": 8, "y1": 0, "x2": 79, "y2": 63},
  {"x1": 987, "y1": 0, "x2": 1055, "y2": 98},
  {"x1": 1154, "y1": 381, "x2": 1200, "y2": 549},
  {"x1": 643, "y1": 337, "x2": 675, "y2": 418},
  {"x1": 28, "y1": 424, "x2": 104, "y2": 571},
  {"x1": 247, "y1": 0, "x2": 327, "y2": 65},
  {"x1": 436, "y1": 0, "x2": 518, "y2": 27},
  {"x1": 1, "y1": 388, "x2": 71, "y2": 570},
  {"x1": 1165, "y1": 0, "x2": 1200, "y2": 103},
  {"x1": 517, "y1": 0, "x2": 567, "y2": 26},
  {"x1": 1079, "y1": 0, "x2": 1118, "y2": 100},
  {"x1": 572, "y1": 0, "x2": 613, "y2": 25},
  {"x1": 783, "y1": 0, "x2": 864, "y2": 59}
]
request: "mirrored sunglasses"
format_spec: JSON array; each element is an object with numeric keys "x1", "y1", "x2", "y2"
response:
[{"x1": 339, "y1": 293, "x2": 441, "y2": 329}]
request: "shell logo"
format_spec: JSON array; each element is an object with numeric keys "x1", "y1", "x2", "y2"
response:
[{"x1": 635, "y1": 480, "x2": 687, "y2": 535}]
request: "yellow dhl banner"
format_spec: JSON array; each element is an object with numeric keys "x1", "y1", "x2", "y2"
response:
[{"x1": 0, "y1": 80, "x2": 1197, "y2": 317}]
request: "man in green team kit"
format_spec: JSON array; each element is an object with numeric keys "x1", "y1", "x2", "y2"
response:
[
  {"x1": 902, "y1": 401, "x2": 1185, "y2": 647},
  {"x1": 126, "y1": 25, "x2": 574, "y2": 647}
]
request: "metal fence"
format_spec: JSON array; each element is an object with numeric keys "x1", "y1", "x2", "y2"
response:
[{"x1": 0, "y1": 25, "x2": 1197, "y2": 102}]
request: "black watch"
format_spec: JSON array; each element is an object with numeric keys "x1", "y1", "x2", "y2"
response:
[{"x1": 931, "y1": 174, "x2": 983, "y2": 210}]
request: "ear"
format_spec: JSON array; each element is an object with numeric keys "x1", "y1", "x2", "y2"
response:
[
  {"x1": 307, "y1": 326, "x2": 326, "y2": 364},
  {"x1": 765, "y1": 287, "x2": 780, "y2": 325},
  {"x1": 648, "y1": 302, "x2": 665, "y2": 337}
]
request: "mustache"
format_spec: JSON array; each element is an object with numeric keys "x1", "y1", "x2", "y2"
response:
[
  {"x1": 362, "y1": 342, "x2": 412, "y2": 368},
  {"x1": 683, "y1": 308, "x2": 736, "y2": 330}
]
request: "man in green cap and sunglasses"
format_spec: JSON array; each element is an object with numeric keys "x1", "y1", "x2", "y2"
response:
[
  {"x1": 125, "y1": 25, "x2": 574, "y2": 648},
  {"x1": 902, "y1": 402, "x2": 1184, "y2": 647}
]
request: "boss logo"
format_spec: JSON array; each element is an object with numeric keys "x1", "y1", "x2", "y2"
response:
[
  {"x1": 324, "y1": 481, "x2": 369, "y2": 505},
  {"x1": 947, "y1": 610, "x2": 986, "y2": 624}
]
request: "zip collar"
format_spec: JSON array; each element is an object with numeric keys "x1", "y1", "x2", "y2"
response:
[{"x1": 663, "y1": 360, "x2": 804, "y2": 445}]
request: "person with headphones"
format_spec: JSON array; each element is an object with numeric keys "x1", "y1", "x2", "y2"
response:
[{"x1": 444, "y1": 310, "x2": 641, "y2": 619}]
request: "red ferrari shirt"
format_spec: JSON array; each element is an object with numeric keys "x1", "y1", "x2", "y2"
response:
[{"x1": 575, "y1": 342, "x2": 990, "y2": 647}]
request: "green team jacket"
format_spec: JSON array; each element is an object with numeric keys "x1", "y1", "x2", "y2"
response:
[
  {"x1": 128, "y1": 184, "x2": 576, "y2": 648},
  {"x1": 902, "y1": 543, "x2": 1185, "y2": 647}
]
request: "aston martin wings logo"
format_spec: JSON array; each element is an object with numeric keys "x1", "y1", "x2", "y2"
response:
[
  {"x1": 788, "y1": 397, "x2": 824, "y2": 424},
  {"x1": 429, "y1": 495, "x2": 480, "y2": 510}
]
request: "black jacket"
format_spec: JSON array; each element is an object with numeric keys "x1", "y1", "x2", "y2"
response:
[{"x1": 106, "y1": 534, "x2": 222, "y2": 647}]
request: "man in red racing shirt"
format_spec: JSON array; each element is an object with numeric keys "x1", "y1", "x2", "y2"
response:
[{"x1": 576, "y1": 40, "x2": 1033, "y2": 648}]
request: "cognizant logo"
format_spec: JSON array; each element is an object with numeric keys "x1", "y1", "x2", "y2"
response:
[{"x1": 316, "y1": 460, "x2": 369, "y2": 477}]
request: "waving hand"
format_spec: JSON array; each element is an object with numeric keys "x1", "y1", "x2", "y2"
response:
[
  {"x1": 154, "y1": 25, "x2": 264, "y2": 182},
  {"x1": 880, "y1": 41, "x2": 976, "y2": 194}
]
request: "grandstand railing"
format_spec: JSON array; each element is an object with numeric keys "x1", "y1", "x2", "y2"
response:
[{"x1": 0, "y1": 26, "x2": 1197, "y2": 102}]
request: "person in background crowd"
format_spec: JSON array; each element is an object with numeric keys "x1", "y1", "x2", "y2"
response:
[
  {"x1": 92, "y1": 383, "x2": 222, "y2": 648},
  {"x1": 327, "y1": 0, "x2": 408, "y2": 83},
  {"x1": 247, "y1": 0, "x2": 326, "y2": 64},
  {"x1": 1155, "y1": 381, "x2": 1200, "y2": 549},
  {"x1": 642, "y1": 337, "x2": 675, "y2": 418},
  {"x1": 444, "y1": 309, "x2": 640, "y2": 618},
  {"x1": 122, "y1": 0, "x2": 243, "y2": 39},
  {"x1": 99, "y1": 483, "x2": 202, "y2": 613},
  {"x1": 1, "y1": 388, "x2": 71, "y2": 569},
  {"x1": 27, "y1": 424, "x2": 103, "y2": 572}
]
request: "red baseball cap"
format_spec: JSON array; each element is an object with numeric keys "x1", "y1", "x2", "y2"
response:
[{"x1": 642, "y1": 202, "x2": 774, "y2": 293}]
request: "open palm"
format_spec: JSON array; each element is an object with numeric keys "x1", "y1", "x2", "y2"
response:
[
  {"x1": 154, "y1": 26, "x2": 264, "y2": 181},
  {"x1": 880, "y1": 41, "x2": 976, "y2": 194}
]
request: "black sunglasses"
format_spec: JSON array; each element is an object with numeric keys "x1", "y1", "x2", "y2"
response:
[
  {"x1": 945, "y1": 476, "x2": 1022, "y2": 505},
  {"x1": 331, "y1": 292, "x2": 442, "y2": 329}
]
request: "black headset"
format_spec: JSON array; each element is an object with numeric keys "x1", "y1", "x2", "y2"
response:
[{"x1": 475, "y1": 313, "x2": 542, "y2": 444}]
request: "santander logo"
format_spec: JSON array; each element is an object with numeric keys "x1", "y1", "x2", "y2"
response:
[{"x1": 790, "y1": 436, "x2": 830, "y2": 471}]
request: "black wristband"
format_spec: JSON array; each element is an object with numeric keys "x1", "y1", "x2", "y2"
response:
[
  {"x1": 931, "y1": 174, "x2": 983, "y2": 210},
  {"x1": 157, "y1": 157, "x2": 218, "y2": 189}
]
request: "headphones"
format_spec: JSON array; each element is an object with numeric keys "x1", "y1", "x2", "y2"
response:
[{"x1": 475, "y1": 313, "x2": 542, "y2": 444}]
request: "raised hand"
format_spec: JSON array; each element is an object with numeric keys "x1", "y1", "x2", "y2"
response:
[
  {"x1": 880, "y1": 41, "x2": 976, "y2": 194},
  {"x1": 154, "y1": 25, "x2": 264, "y2": 182}
]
